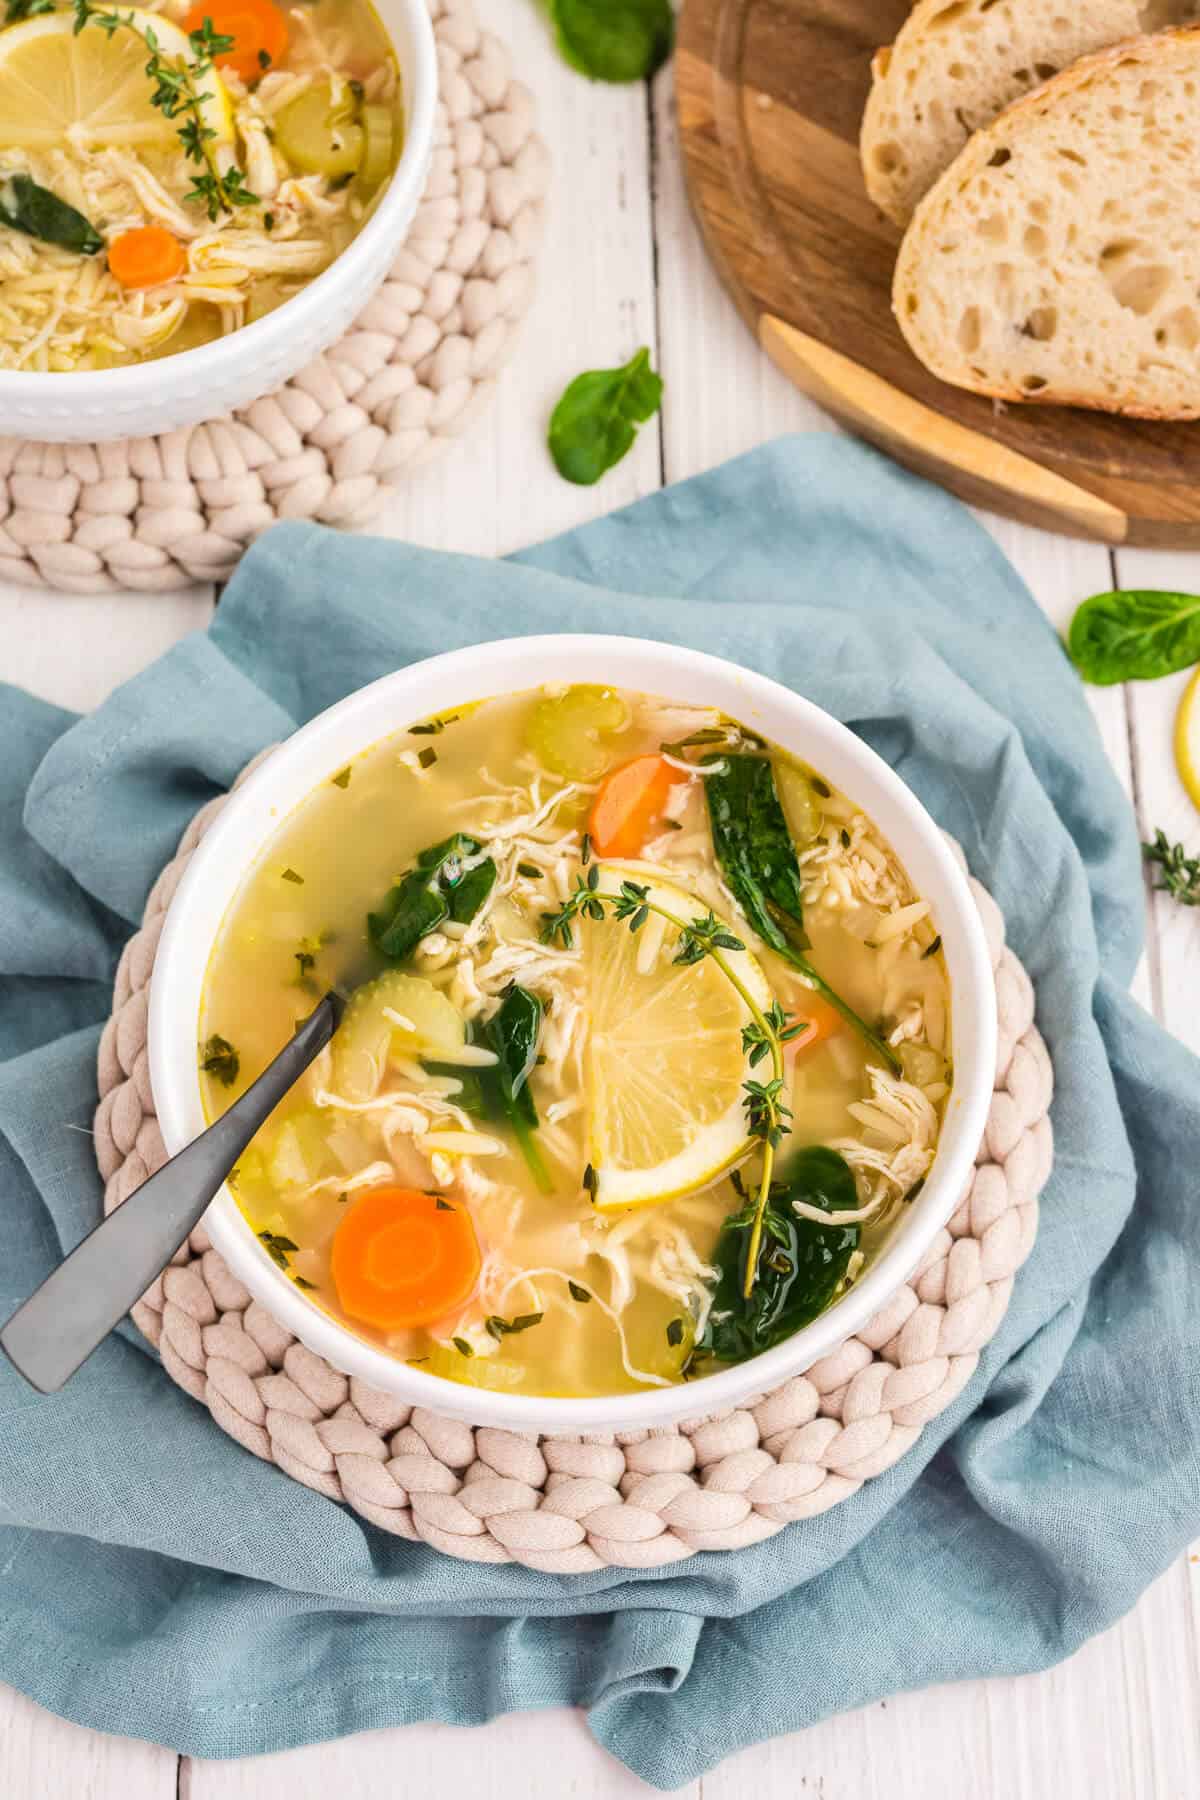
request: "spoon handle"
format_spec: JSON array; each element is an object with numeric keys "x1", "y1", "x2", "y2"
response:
[{"x1": 0, "y1": 991, "x2": 344, "y2": 1395}]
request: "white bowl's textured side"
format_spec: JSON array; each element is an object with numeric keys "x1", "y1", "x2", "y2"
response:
[
  {"x1": 147, "y1": 637, "x2": 1000, "y2": 1436},
  {"x1": 0, "y1": 0, "x2": 437, "y2": 442}
]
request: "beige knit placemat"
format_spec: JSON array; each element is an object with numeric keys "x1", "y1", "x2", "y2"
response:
[
  {"x1": 94, "y1": 753, "x2": 1053, "y2": 1571},
  {"x1": 0, "y1": 0, "x2": 547, "y2": 597}
]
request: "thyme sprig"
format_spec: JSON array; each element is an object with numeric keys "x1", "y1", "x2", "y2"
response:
[
  {"x1": 70, "y1": 0, "x2": 258, "y2": 221},
  {"x1": 1143, "y1": 829, "x2": 1200, "y2": 907},
  {"x1": 545, "y1": 873, "x2": 796, "y2": 1298}
]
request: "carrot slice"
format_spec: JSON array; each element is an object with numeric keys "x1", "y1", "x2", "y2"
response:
[
  {"x1": 107, "y1": 227, "x2": 186, "y2": 290},
  {"x1": 182, "y1": 0, "x2": 290, "y2": 83},
  {"x1": 783, "y1": 996, "x2": 841, "y2": 1063},
  {"x1": 589, "y1": 754, "x2": 688, "y2": 859},
  {"x1": 330, "y1": 1186, "x2": 481, "y2": 1331}
]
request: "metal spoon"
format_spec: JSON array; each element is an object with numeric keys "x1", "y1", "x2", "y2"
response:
[{"x1": 0, "y1": 991, "x2": 345, "y2": 1395}]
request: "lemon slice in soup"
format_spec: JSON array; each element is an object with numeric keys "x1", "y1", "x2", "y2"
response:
[
  {"x1": 0, "y1": 11, "x2": 233, "y2": 154},
  {"x1": 585, "y1": 870, "x2": 771, "y2": 1212}
]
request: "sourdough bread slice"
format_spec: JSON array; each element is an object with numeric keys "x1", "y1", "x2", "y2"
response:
[
  {"x1": 862, "y1": 0, "x2": 1194, "y2": 228},
  {"x1": 893, "y1": 27, "x2": 1200, "y2": 419}
]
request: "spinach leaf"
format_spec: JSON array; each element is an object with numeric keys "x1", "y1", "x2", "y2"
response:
[
  {"x1": 548, "y1": 347, "x2": 663, "y2": 485},
  {"x1": 705, "y1": 753, "x2": 808, "y2": 950},
  {"x1": 1068, "y1": 589, "x2": 1200, "y2": 685},
  {"x1": 0, "y1": 173, "x2": 102, "y2": 255},
  {"x1": 199, "y1": 1034, "x2": 240, "y2": 1087},
  {"x1": 479, "y1": 984, "x2": 552, "y2": 1192},
  {"x1": 369, "y1": 833, "x2": 496, "y2": 961},
  {"x1": 698, "y1": 1147, "x2": 860, "y2": 1366},
  {"x1": 546, "y1": 0, "x2": 674, "y2": 83},
  {"x1": 703, "y1": 756, "x2": 901, "y2": 1073}
]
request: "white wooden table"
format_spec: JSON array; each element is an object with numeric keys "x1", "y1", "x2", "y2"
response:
[{"x1": 3, "y1": 8, "x2": 1198, "y2": 1794}]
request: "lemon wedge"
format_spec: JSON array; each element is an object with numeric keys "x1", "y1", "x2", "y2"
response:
[
  {"x1": 0, "y1": 10, "x2": 232, "y2": 155},
  {"x1": 585, "y1": 870, "x2": 772, "y2": 1212},
  {"x1": 1176, "y1": 667, "x2": 1200, "y2": 815}
]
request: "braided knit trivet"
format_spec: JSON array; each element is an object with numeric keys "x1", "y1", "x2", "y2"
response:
[
  {"x1": 0, "y1": 0, "x2": 546, "y2": 597},
  {"x1": 94, "y1": 753, "x2": 1053, "y2": 1571}
]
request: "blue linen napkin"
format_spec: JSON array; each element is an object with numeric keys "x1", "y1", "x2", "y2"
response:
[{"x1": 1, "y1": 435, "x2": 1197, "y2": 1788}]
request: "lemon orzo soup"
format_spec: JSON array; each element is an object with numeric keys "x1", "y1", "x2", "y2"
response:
[
  {"x1": 199, "y1": 686, "x2": 953, "y2": 1398},
  {"x1": 0, "y1": 0, "x2": 401, "y2": 370}
]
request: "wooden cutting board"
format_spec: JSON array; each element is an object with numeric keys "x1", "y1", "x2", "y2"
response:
[{"x1": 676, "y1": 0, "x2": 1200, "y2": 546}]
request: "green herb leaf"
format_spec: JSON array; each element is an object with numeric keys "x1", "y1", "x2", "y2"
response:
[
  {"x1": 548, "y1": 346, "x2": 663, "y2": 485},
  {"x1": 698, "y1": 1148, "x2": 859, "y2": 1365},
  {"x1": 1068, "y1": 589, "x2": 1200, "y2": 685},
  {"x1": 1143, "y1": 829, "x2": 1200, "y2": 907},
  {"x1": 257, "y1": 1229, "x2": 298, "y2": 1272},
  {"x1": 486, "y1": 1311, "x2": 544, "y2": 1339},
  {"x1": 704, "y1": 754, "x2": 808, "y2": 949},
  {"x1": 517, "y1": 861, "x2": 543, "y2": 880},
  {"x1": 0, "y1": 172, "x2": 102, "y2": 255},
  {"x1": 281, "y1": 867, "x2": 304, "y2": 884},
  {"x1": 666, "y1": 1317, "x2": 684, "y2": 1347},
  {"x1": 331, "y1": 766, "x2": 352, "y2": 788},
  {"x1": 568, "y1": 1280, "x2": 591, "y2": 1303},
  {"x1": 479, "y1": 985, "x2": 553, "y2": 1194},
  {"x1": 199, "y1": 1034, "x2": 239, "y2": 1086},
  {"x1": 4, "y1": 1, "x2": 55, "y2": 23},
  {"x1": 703, "y1": 755, "x2": 901, "y2": 1075},
  {"x1": 452, "y1": 1337, "x2": 475, "y2": 1358},
  {"x1": 546, "y1": 0, "x2": 674, "y2": 83},
  {"x1": 369, "y1": 833, "x2": 497, "y2": 961}
]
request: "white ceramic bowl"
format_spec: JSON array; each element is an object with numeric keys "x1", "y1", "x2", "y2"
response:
[
  {"x1": 150, "y1": 636, "x2": 997, "y2": 1432},
  {"x1": 0, "y1": 0, "x2": 436, "y2": 442}
]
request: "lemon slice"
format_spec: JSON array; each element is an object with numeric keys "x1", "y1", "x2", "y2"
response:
[
  {"x1": 0, "y1": 10, "x2": 232, "y2": 154},
  {"x1": 1176, "y1": 667, "x2": 1200, "y2": 814},
  {"x1": 585, "y1": 869, "x2": 773, "y2": 1212}
]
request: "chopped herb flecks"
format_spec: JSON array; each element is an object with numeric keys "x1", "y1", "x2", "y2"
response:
[
  {"x1": 258, "y1": 1229, "x2": 298, "y2": 1272},
  {"x1": 331, "y1": 766, "x2": 352, "y2": 789},
  {"x1": 199, "y1": 1034, "x2": 239, "y2": 1086},
  {"x1": 281, "y1": 867, "x2": 304, "y2": 884}
]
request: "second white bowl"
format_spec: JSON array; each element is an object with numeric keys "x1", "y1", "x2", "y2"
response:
[{"x1": 0, "y1": 0, "x2": 437, "y2": 442}]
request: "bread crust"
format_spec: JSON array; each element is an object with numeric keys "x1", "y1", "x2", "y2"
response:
[{"x1": 892, "y1": 25, "x2": 1200, "y2": 420}]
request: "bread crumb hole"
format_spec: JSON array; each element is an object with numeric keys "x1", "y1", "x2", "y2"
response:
[
  {"x1": 988, "y1": 147, "x2": 1012, "y2": 167},
  {"x1": 1020, "y1": 375, "x2": 1048, "y2": 392},
  {"x1": 1023, "y1": 306, "x2": 1058, "y2": 342},
  {"x1": 1099, "y1": 238, "x2": 1141, "y2": 268},
  {"x1": 1034, "y1": 63, "x2": 1057, "y2": 81},
  {"x1": 958, "y1": 306, "x2": 982, "y2": 353},
  {"x1": 906, "y1": 293, "x2": 919, "y2": 316},
  {"x1": 1058, "y1": 148, "x2": 1087, "y2": 166},
  {"x1": 1110, "y1": 263, "x2": 1171, "y2": 315},
  {"x1": 977, "y1": 212, "x2": 1008, "y2": 244},
  {"x1": 929, "y1": 1, "x2": 969, "y2": 26},
  {"x1": 1140, "y1": 81, "x2": 1159, "y2": 105},
  {"x1": 948, "y1": 61, "x2": 967, "y2": 79},
  {"x1": 1024, "y1": 224, "x2": 1048, "y2": 256},
  {"x1": 1157, "y1": 305, "x2": 1199, "y2": 349},
  {"x1": 1029, "y1": 197, "x2": 1048, "y2": 221},
  {"x1": 874, "y1": 142, "x2": 904, "y2": 174}
]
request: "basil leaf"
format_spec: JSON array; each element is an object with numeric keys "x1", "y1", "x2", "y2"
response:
[
  {"x1": 0, "y1": 173, "x2": 103, "y2": 255},
  {"x1": 547, "y1": 0, "x2": 674, "y2": 83},
  {"x1": 699, "y1": 1148, "x2": 860, "y2": 1366},
  {"x1": 1068, "y1": 589, "x2": 1200, "y2": 685},
  {"x1": 703, "y1": 757, "x2": 901, "y2": 1073},
  {"x1": 369, "y1": 833, "x2": 496, "y2": 961},
  {"x1": 548, "y1": 346, "x2": 663, "y2": 485}
]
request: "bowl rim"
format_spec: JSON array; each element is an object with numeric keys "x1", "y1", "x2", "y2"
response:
[
  {"x1": 149, "y1": 634, "x2": 998, "y2": 1432},
  {"x1": 0, "y1": 0, "x2": 437, "y2": 401}
]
